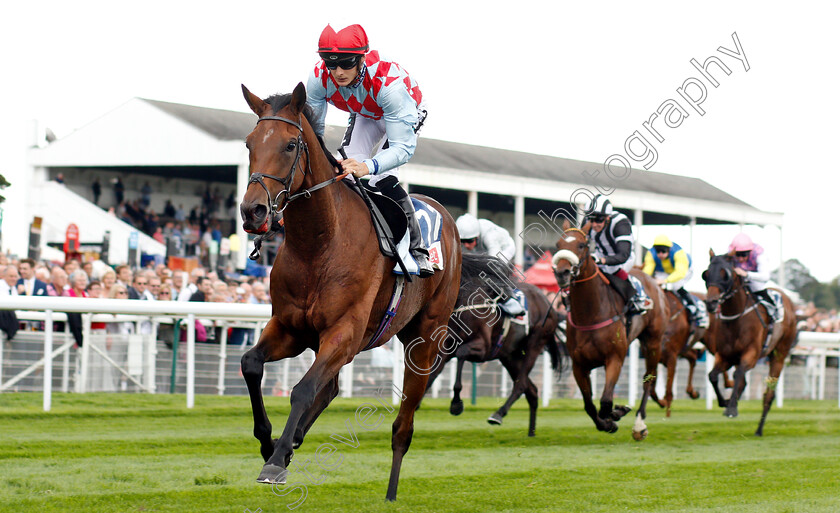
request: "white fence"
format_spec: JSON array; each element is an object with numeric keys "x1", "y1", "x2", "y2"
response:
[{"x1": 1, "y1": 296, "x2": 838, "y2": 412}]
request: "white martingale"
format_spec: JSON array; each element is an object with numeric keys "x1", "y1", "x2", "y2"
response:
[{"x1": 552, "y1": 249, "x2": 580, "y2": 269}]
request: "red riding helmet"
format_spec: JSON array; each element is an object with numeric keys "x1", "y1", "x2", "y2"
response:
[{"x1": 318, "y1": 24, "x2": 369, "y2": 55}]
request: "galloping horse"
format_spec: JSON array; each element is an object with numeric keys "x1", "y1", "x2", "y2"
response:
[
  {"x1": 649, "y1": 289, "x2": 707, "y2": 416},
  {"x1": 553, "y1": 223, "x2": 667, "y2": 440},
  {"x1": 238, "y1": 83, "x2": 463, "y2": 501},
  {"x1": 424, "y1": 273, "x2": 564, "y2": 437},
  {"x1": 702, "y1": 251, "x2": 797, "y2": 436}
]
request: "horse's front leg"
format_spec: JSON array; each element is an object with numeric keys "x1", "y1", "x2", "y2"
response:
[
  {"x1": 632, "y1": 337, "x2": 661, "y2": 441},
  {"x1": 725, "y1": 356, "x2": 754, "y2": 418},
  {"x1": 491, "y1": 336, "x2": 541, "y2": 435},
  {"x1": 241, "y1": 318, "x2": 307, "y2": 465},
  {"x1": 450, "y1": 340, "x2": 482, "y2": 415},
  {"x1": 257, "y1": 323, "x2": 359, "y2": 484},
  {"x1": 572, "y1": 361, "x2": 617, "y2": 433},
  {"x1": 708, "y1": 353, "x2": 729, "y2": 408},
  {"x1": 292, "y1": 374, "x2": 340, "y2": 449}
]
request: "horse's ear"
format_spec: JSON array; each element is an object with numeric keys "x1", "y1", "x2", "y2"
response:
[
  {"x1": 561, "y1": 219, "x2": 571, "y2": 231},
  {"x1": 290, "y1": 82, "x2": 307, "y2": 115},
  {"x1": 242, "y1": 84, "x2": 267, "y2": 116},
  {"x1": 581, "y1": 221, "x2": 591, "y2": 233},
  {"x1": 709, "y1": 248, "x2": 715, "y2": 258}
]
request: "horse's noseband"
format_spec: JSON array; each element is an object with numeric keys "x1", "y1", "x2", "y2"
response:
[{"x1": 248, "y1": 115, "x2": 311, "y2": 215}]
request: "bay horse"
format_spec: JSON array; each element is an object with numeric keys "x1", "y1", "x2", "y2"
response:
[
  {"x1": 649, "y1": 289, "x2": 707, "y2": 416},
  {"x1": 423, "y1": 271, "x2": 564, "y2": 437},
  {"x1": 702, "y1": 251, "x2": 798, "y2": 436},
  {"x1": 552, "y1": 223, "x2": 667, "y2": 440},
  {"x1": 238, "y1": 83, "x2": 463, "y2": 501}
]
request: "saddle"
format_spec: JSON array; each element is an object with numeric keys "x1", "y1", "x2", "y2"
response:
[{"x1": 347, "y1": 180, "x2": 408, "y2": 258}]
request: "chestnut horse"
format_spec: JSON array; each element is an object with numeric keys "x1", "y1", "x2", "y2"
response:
[
  {"x1": 649, "y1": 290, "x2": 707, "y2": 416},
  {"x1": 702, "y1": 251, "x2": 798, "y2": 436},
  {"x1": 553, "y1": 224, "x2": 667, "y2": 440},
  {"x1": 238, "y1": 83, "x2": 462, "y2": 501},
  {"x1": 424, "y1": 277, "x2": 564, "y2": 437}
]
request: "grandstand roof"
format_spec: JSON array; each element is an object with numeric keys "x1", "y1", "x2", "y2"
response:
[{"x1": 141, "y1": 98, "x2": 749, "y2": 209}]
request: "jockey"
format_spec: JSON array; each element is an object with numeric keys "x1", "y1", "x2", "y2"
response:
[
  {"x1": 729, "y1": 233, "x2": 778, "y2": 320},
  {"x1": 585, "y1": 194, "x2": 652, "y2": 316},
  {"x1": 455, "y1": 213, "x2": 525, "y2": 317},
  {"x1": 643, "y1": 235, "x2": 707, "y2": 328},
  {"x1": 306, "y1": 24, "x2": 433, "y2": 277}
]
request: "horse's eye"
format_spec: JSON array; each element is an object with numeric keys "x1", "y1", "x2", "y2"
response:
[
  {"x1": 578, "y1": 243, "x2": 586, "y2": 250},
  {"x1": 285, "y1": 141, "x2": 297, "y2": 152}
]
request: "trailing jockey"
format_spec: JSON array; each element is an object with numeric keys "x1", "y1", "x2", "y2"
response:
[
  {"x1": 456, "y1": 213, "x2": 526, "y2": 317},
  {"x1": 585, "y1": 194, "x2": 653, "y2": 319},
  {"x1": 305, "y1": 23, "x2": 433, "y2": 277},
  {"x1": 643, "y1": 235, "x2": 709, "y2": 329}
]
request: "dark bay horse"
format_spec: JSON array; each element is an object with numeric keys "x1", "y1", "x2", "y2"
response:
[
  {"x1": 238, "y1": 83, "x2": 463, "y2": 501},
  {"x1": 424, "y1": 271, "x2": 564, "y2": 437},
  {"x1": 702, "y1": 251, "x2": 798, "y2": 436},
  {"x1": 553, "y1": 224, "x2": 667, "y2": 440},
  {"x1": 650, "y1": 289, "x2": 707, "y2": 416}
]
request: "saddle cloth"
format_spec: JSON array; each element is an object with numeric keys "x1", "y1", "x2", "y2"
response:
[
  {"x1": 392, "y1": 198, "x2": 444, "y2": 276},
  {"x1": 762, "y1": 289, "x2": 785, "y2": 324}
]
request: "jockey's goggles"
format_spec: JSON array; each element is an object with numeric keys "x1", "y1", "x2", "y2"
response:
[
  {"x1": 654, "y1": 245, "x2": 670, "y2": 254},
  {"x1": 589, "y1": 215, "x2": 607, "y2": 223},
  {"x1": 460, "y1": 237, "x2": 478, "y2": 245},
  {"x1": 735, "y1": 251, "x2": 751, "y2": 258},
  {"x1": 322, "y1": 54, "x2": 361, "y2": 70}
]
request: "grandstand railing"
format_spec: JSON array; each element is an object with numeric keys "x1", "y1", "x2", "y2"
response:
[{"x1": 1, "y1": 295, "x2": 838, "y2": 412}]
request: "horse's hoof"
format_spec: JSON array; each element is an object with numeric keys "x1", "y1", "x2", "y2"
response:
[
  {"x1": 724, "y1": 408, "x2": 738, "y2": 418},
  {"x1": 528, "y1": 430, "x2": 536, "y2": 437},
  {"x1": 688, "y1": 390, "x2": 700, "y2": 400},
  {"x1": 257, "y1": 463, "x2": 287, "y2": 484},
  {"x1": 611, "y1": 405, "x2": 632, "y2": 420},
  {"x1": 632, "y1": 428, "x2": 649, "y2": 441},
  {"x1": 487, "y1": 413, "x2": 503, "y2": 425},
  {"x1": 604, "y1": 421, "x2": 619, "y2": 434},
  {"x1": 450, "y1": 400, "x2": 464, "y2": 416}
]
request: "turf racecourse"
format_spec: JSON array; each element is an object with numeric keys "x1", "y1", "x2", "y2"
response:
[{"x1": 1, "y1": 393, "x2": 838, "y2": 513}]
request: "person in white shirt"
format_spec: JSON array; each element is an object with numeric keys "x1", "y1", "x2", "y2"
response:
[{"x1": 1, "y1": 266, "x2": 20, "y2": 295}]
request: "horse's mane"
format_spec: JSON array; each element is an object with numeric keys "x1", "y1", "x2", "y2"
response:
[
  {"x1": 264, "y1": 93, "x2": 341, "y2": 169},
  {"x1": 458, "y1": 253, "x2": 516, "y2": 305}
]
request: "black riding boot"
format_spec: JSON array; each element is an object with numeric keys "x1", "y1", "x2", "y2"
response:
[
  {"x1": 376, "y1": 176, "x2": 434, "y2": 278},
  {"x1": 676, "y1": 287, "x2": 697, "y2": 323}
]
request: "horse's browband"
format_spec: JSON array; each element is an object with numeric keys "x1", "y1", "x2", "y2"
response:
[{"x1": 257, "y1": 116, "x2": 302, "y2": 131}]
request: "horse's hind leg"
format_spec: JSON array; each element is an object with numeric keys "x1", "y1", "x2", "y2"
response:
[
  {"x1": 387, "y1": 316, "x2": 452, "y2": 501},
  {"x1": 756, "y1": 353, "x2": 785, "y2": 436},
  {"x1": 292, "y1": 374, "x2": 340, "y2": 449},
  {"x1": 241, "y1": 318, "x2": 307, "y2": 465},
  {"x1": 683, "y1": 350, "x2": 700, "y2": 399},
  {"x1": 663, "y1": 350, "x2": 678, "y2": 417}
]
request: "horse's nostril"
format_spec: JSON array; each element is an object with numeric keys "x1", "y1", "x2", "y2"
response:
[{"x1": 252, "y1": 204, "x2": 268, "y2": 220}]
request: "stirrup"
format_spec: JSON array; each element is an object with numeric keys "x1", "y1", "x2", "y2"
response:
[{"x1": 413, "y1": 252, "x2": 434, "y2": 278}]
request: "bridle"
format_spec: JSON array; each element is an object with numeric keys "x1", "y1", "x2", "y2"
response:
[
  {"x1": 705, "y1": 261, "x2": 742, "y2": 311},
  {"x1": 552, "y1": 228, "x2": 594, "y2": 285},
  {"x1": 247, "y1": 115, "x2": 347, "y2": 216}
]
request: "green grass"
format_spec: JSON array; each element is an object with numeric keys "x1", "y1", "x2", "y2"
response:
[{"x1": 0, "y1": 393, "x2": 838, "y2": 512}]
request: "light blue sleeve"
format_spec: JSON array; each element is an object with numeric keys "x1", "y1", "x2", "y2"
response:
[
  {"x1": 306, "y1": 70, "x2": 328, "y2": 137},
  {"x1": 365, "y1": 84, "x2": 418, "y2": 174}
]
